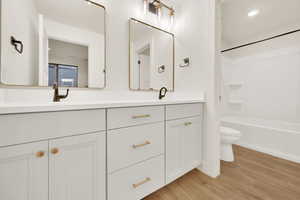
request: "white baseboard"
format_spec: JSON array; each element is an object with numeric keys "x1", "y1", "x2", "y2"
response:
[
  {"x1": 198, "y1": 160, "x2": 220, "y2": 178},
  {"x1": 237, "y1": 142, "x2": 300, "y2": 164}
]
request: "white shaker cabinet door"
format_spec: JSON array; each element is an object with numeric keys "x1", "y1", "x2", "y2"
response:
[
  {"x1": 166, "y1": 116, "x2": 202, "y2": 184},
  {"x1": 49, "y1": 132, "x2": 106, "y2": 200},
  {"x1": 0, "y1": 141, "x2": 48, "y2": 200}
]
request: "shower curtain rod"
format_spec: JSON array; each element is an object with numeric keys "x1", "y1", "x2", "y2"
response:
[{"x1": 221, "y1": 28, "x2": 300, "y2": 53}]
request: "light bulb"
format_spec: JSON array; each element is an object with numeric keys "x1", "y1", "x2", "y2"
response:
[
  {"x1": 143, "y1": 0, "x2": 148, "y2": 15},
  {"x1": 86, "y1": 0, "x2": 92, "y2": 5},
  {"x1": 248, "y1": 9, "x2": 259, "y2": 17},
  {"x1": 157, "y1": 7, "x2": 162, "y2": 21},
  {"x1": 169, "y1": 9, "x2": 175, "y2": 26},
  {"x1": 170, "y1": 15, "x2": 174, "y2": 26}
]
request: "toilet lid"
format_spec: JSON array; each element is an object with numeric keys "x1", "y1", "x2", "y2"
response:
[{"x1": 220, "y1": 126, "x2": 241, "y2": 137}]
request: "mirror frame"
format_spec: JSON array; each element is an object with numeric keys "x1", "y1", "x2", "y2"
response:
[
  {"x1": 129, "y1": 18, "x2": 175, "y2": 92},
  {"x1": 0, "y1": 0, "x2": 107, "y2": 90}
]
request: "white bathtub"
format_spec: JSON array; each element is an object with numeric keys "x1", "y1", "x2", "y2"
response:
[{"x1": 221, "y1": 116, "x2": 300, "y2": 163}]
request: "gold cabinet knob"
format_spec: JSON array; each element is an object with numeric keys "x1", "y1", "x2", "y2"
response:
[
  {"x1": 184, "y1": 122, "x2": 192, "y2": 126},
  {"x1": 51, "y1": 148, "x2": 59, "y2": 155},
  {"x1": 36, "y1": 151, "x2": 45, "y2": 158}
]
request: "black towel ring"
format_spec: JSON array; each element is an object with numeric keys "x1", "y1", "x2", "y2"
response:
[{"x1": 10, "y1": 36, "x2": 23, "y2": 54}]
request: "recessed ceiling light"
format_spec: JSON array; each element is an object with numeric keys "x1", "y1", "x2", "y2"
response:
[{"x1": 248, "y1": 9, "x2": 259, "y2": 17}]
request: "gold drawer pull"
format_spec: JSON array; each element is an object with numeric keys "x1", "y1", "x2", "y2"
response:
[
  {"x1": 132, "y1": 141, "x2": 151, "y2": 149},
  {"x1": 132, "y1": 114, "x2": 151, "y2": 119},
  {"x1": 184, "y1": 122, "x2": 192, "y2": 126},
  {"x1": 51, "y1": 148, "x2": 59, "y2": 155},
  {"x1": 36, "y1": 151, "x2": 45, "y2": 158},
  {"x1": 132, "y1": 177, "x2": 151, "y2": 188}
]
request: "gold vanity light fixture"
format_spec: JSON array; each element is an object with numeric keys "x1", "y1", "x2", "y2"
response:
[{"x1": 143, "y1": 0, "x2": 175, "y2": 23}]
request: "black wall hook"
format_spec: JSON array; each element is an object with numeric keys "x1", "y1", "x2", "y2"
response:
[{"x1": 10, "y1": 36, "x2": 23, "y2": 54}]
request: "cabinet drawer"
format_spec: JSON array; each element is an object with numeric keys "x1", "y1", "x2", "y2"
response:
[
  {"x1": 107, "y1": 106, "x2": 164, "y2": 129},
  {"x1": 108, "y1": 155, "x2": 164, "y2": 200},
  {"x1": 166, "y1": 103, "x2": 203, "y2": 120},
  {"x1": 0, "y1": 109, "x2": 105, "y2": 147},
  {"x1": 108, "y1": 123, "x2": 164, "y2": 173}
]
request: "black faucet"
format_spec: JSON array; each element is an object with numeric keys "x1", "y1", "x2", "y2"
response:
[
  {"x1": 53, "y1": 83, "x2": 69, "y2": 102},
  {"x1": 159, "y1": 87, "x2": 168, "y2": 100}
]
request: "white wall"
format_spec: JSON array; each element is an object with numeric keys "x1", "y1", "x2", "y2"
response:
[
  {"x1": 222, "y1": 32, "x2": 300, "y2": 124},
  {"x1": 1, "y1": 0, "x2": 39, "y2": 85},
  {"x1": 38, "y1": 15, "x2": 49, "y2": 86},
  {"x1": 0, "y1": 90, "x2": 4, "y2": 103},
  {"x1": 175, "y1": 0, "x2": 220, "y2": 177},
  {"x1": 0, "y1": 0, "x2": 219, "y2": 177}
]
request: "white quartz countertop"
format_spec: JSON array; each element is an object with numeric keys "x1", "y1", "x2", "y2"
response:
[{"x1": 0, "y1": 99, "x2": 205, "y2": 115}]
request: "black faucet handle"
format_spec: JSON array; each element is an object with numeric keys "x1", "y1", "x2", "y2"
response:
[
  {"x1": 59, "y1": 89, "x2": 69, "y2": 99},
  {"x1": 159, "y1": 87, "x2": 168, "y2": 100}
]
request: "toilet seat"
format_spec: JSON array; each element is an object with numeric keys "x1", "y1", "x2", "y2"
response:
[{"x1": 220, "y1": 126, "x2": 241, "y2": 137}]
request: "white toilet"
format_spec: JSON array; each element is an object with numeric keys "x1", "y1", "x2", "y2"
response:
[{"x1": 220, "y1": 126, "x2": 242, "y2": 162}]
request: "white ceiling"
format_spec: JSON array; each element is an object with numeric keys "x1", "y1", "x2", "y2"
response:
[
  {"x1": 222, "y1": 0, "x2": 300, "y2": 49},
  {"x1": 35, "y1": 0, "x2": 105, "y2": 34}
]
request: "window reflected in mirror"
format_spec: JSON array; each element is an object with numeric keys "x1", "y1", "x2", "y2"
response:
[
  {"x1": 48, "y1": 64, "x2": 79, "y2": 88},
  {"x1": 48, "y1": 39, "x2": 88, "y2": 88}
]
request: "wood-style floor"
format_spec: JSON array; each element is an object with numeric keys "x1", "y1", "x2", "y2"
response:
[{"x1": 144, "y1": 145, "x2": 300, "y2": 200}]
